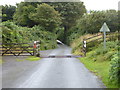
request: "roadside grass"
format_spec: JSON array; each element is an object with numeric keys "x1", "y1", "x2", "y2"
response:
[
  {"x1": 16, "y1": 59, "x2": 25, "y2": 62},
  {"x1": 26, "y1": 56, "x2": 41, "y2": 61},
  {"x1": 71, "y1": 32, "x2": 119, "y2": 88},
  {"x1": 0, "y1": 56, "x2": 3, "y2": 64},
  {"x1": 0, "y1": 60, "x2": 3, "y2": 64},
  {"x1": 16, "y1": 56, "x2": 41, "y2": 62},
  {"x1": 79, "y1": 52, "x2": 118, "y2": 88}
]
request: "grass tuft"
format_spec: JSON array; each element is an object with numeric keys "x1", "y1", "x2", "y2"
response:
[
  {"x1": 16, "y1": 59, "x2": 25, "y2": 62},
  {"x1": 16, "y1": 56, "x2": 41, "y2": 62},
  {"x1": 0, "y1": 60, "x2": 3, "y2": 64},
  {"x1": 26, "y1": 56, "x2": 41, "y2": 61}
]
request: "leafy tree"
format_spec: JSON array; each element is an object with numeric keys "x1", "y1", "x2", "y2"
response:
[
  {"x1": 77, "y1": 10, "x2": 118, "y2": 34},
  {"x1": 13, "y1": 2, "x2": 36, "y2": 27},
  {"x1": 13, "y1": 2, "x2": 86, "y2": 42},
  {"x1": 105, "y1": 10, "x2": 119, "y2": 32},
  {"x1": 51, "y1": 2, "x2": 86, "y2": 42},
  {"x1": 2, "y1": 5, "x2": 16, "y2": 21},
  {"x1": 0, "y1": 6, "x2": 2, "y2": 21},
  {"x1": 29, "y1": 3, "x2": 62, "y2": 33}
]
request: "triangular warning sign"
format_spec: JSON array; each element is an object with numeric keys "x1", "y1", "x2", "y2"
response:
[{"x1": 100, "y1": 22, "x2": 110, "y2": 32}]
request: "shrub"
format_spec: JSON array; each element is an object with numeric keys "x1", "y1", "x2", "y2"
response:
[
  {"x1": 109, "y1": 53, "x2": 120, "y2": 86},
  {"x1": 106, "y1": 41, "x2": 118, "y2": 49},
  {"x1": 1, "y1": 21, "x2": 57, "y2": 50}
]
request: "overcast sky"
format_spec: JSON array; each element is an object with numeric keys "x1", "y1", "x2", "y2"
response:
[{"x1": 0, "y1": 0, "x2": 119, "y2": 10}]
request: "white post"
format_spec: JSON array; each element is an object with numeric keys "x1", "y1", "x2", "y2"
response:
[
  {"x1": 83, "y1": 40, "x2": 86, "y2": 56},
  {"x1": 103, "y1": 32, "x2": 106, "y2": 49}
]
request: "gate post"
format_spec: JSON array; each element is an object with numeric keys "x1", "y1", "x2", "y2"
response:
[
  {"x1": 33, "y1": 41, "x2": 40, "y2": 57},
  {"x1": 83, "y1": 40, "x2": 86, "y2": 57}
]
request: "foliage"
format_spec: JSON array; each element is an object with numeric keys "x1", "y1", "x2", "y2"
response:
[
  {"x1": 13, "y1": 2, "x2": 36, "y2": 27},
  {"x1": 29, "y1": 3, "x2": 62, "y2": 33},
  {"x1": 71, "y1": 31, "x2": 119, "y2": 57},
  {"x1": 66, "y1": 26, "x2": 83, "y2": 45},
  {"x1": 109, "y1": 53, "x2": 120, "y2": 86},
  {"x1": 55, "y1": 27, "x2": 64, "y2": 41},
  {"x1": 80, "y1": 57, "x2": 118, "y2": 88},
  {"x1": 78, "y1": 41, "x2": 119, "y2": 88},
  {"x1": 31, "y1": 25, "x2": 57, "y2": 50},
  {"x1": 52, "y1": 2, "x2": 86, "y2": 28},
  {"x1": 71, "y1": 32, "x2": 119, "y2": 88},
  {"x1": 65, "y1": 10, "x2": 118, "y2": 45},
  {"x1": 0, "y1": 6, "x2": 2, "y2": 19},
  {"x1": 51, "y1": 2, "x2": 86, "y2": 42},
  {"x1": 76, "y1": 10, "x2": 118, "y2": 34},
  {"x1": 87, "y1": 41, "x2": 118, "y2": 62},
  {"x1": 13, "y1": 2, "x2": 86, "y2": 42},
  {"x1": 2, "y1": 5, "x2": 16, "y2": 21},
  {"x1": 1, "y1": 21, "x2": 57, "y2": 50},
  {"x1": 2, "y1": 21, "x2": 32, "y2": 43}
]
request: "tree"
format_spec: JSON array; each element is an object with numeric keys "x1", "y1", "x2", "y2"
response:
[
  {"x1": 50, "y1": 2, "x2": 86, "y2": 43},
  {"x1": 77, "y1": 10, "x2": 118, "y2": 34},
  {"x1": 13, "y1": 2, "x2": 86, "y2": 43},
  {"x1": 2, "y1": 5, "x2": 16, "y2": 21},
  {"x1": 29, "y1": 3, "x2": 62, "y2": 33},
  {"x1": 105, "y1": 10, "x2": 118, "y2": 32},
  {"x1": 13, "y1": 2, "x2": 36, "y2": 27},
  {"x1": 0, "y1": 6, "x2": 2, "y2": 21}
]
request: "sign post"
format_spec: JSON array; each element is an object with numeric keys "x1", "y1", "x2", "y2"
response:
[{"x1": 100, "y1": 22, "x2": 110, "y2": 49}]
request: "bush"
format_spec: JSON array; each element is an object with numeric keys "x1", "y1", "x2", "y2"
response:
[
  {"x1": 109, "y1": 53, "x2": 120, "y2": 86},
  {"x1": 86, "y1": 40, "x2": 101, "y2": 51},
  {"x1": 106, "y1": 41, "x2": 118, "y2": 49},
  {"x1": 1, "y1": 21, "x2": 57, "y2": 50},
  {"x1": 95, "y1": 48, "x2": 108, "y2": 55}
]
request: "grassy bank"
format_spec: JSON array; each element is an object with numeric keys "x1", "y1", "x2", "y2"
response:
[
  {"x1": 80, "y1": 54, "x2": 118, "y2": 88},
  {"x1": 71, "y1": 33, "x2": 119, "y2": 88},
  {"x1": 75, "y1": 41, "x2": 119, "y2": 88}
]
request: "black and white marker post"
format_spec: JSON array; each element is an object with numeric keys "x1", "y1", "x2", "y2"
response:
[{"x1": 83, "y1": 40, "x2": 87, "y2": 56}]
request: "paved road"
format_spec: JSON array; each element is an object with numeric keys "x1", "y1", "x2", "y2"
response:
[{"x1": 2, "y1": 45, "x2": 105, "y2": 88}]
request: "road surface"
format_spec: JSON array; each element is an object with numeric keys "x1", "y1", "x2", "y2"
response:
[{"x1": 2, "y1": 45, "x2": 105, "y2": 88}]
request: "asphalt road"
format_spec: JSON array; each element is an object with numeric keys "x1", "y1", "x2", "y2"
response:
[{"x1": 2, "y1": 45, "x2": 105, "y2": 88}]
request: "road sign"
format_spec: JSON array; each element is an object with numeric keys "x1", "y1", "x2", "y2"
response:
[
  {"x1": 100, "y1": 22, "x2": 110, "y2": 32},
  {"x1": 100, "y1": 22, "x2": 110, "y2": 49}
]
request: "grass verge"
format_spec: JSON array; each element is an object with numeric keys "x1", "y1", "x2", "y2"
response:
[
  {"x1": 0, "y1": 60, "x2": 3, "y2": 64},
  {"x1": 26, "y1": 56, "x2": 41, "y2": 61},
  {"x1": 16, "y1": 56, "x2": 41, "y2": 62},
  {"x1": 79, "y1": 56, "x2": 118, "y2": 88}
]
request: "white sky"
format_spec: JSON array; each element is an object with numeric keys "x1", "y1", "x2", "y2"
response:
[{"x1": 0, "y1": 0, "x2": 119, "y2": 10}]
